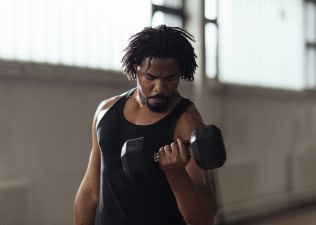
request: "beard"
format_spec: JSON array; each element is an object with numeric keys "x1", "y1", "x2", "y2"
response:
[{"x1": 139, "y1": 92, "x2": 169, "y2": 113}]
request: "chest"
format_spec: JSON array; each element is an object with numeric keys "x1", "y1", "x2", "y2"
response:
[
  {"x1": 123, "y1": 98, "x2": 170, "y2": 126},
  {"x1": 97, "y1": 106, "x2": 174, "y2": 171}
]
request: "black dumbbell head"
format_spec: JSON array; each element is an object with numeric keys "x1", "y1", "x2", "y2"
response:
[
  {"x1": 190, "y1": 124, "x2": 226, "y2": 169},
  {"x1": 121, "y1": 137, "x2": 147, "y2": 178}
]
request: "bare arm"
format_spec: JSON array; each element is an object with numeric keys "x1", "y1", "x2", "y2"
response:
[
  {"x1": 73, "y1": 111, "x2": 100, "y2": 225},
  {"x1": 73, "y1": 97, "x2": 120, "y2": 225},
  {"x1": 164, "y1": 155, "x2": 217, "y2": 225},
  {"x1": 158, "y1": 105, "x2": 218, "y2": 225}
]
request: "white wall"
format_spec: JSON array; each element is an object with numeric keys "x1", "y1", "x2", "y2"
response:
[
  {"x1": 213, "y1": 85, "x2": 316, "y2": 222},
  {"x1": 1, "y1": 61, "x2": 316, "y2": 225}
]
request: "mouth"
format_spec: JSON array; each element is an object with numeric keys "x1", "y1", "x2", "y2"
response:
[
  {"x1": 146, "y1": 95, "x2": 169, "y2": 112},
  {"x1": 149, "y1": 98, "x2": 167, "y2": 105},
  {"x1": 147, "y1": 95, "x2": 168, "y2": 105}
]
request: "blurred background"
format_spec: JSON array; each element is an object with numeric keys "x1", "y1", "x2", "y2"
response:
[{"x1": 1, "y1": 0, "x2": 316, "y2": 224}]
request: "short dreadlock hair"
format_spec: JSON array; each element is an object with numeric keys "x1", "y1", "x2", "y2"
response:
[{"x1": 121, "y1": 24, "x2": 197, "y2": 81}]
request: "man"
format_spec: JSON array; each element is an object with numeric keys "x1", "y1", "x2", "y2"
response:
[{"x1": 74, "y1": 25, "x2": 217, "y2": 225}]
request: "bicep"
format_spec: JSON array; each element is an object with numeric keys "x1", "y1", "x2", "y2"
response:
[
  {"x1": 174, "y1": 104, "x2": 216, "y2": 193},
  {"x1": 173, "y1": 104, "x2": 205, "y2": 141}
]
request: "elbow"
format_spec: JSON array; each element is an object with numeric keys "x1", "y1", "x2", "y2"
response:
[
  {"x1": 185, "y1": 206, "x2": 218, "y2": 225},
  {"x1": 74, "y1": 184, "x2": 99, "y2": 207},
  {"x1": 74, "y1": 193, "x2": 99, "y2": 216},
  {"x1": 73, "y1": 190, "x2": 99, "y2": 225}
]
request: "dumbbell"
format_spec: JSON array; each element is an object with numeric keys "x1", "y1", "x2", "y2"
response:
[{"x1": 121, "y1": 124, "x2": 226, "y2": 178}]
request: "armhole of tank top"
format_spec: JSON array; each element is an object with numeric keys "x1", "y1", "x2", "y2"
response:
[{"x1": 96, "y1": 88, "x2": 136, "y2": 130}]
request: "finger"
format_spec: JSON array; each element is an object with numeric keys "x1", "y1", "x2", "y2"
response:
[
  {"x1": 170, "y1": 141, "x2": 180, "y2": 154},
  {"x1": 176, "y1": 138, "x2": 187, "y2": 154},
  {"x1": 158, "y1": 147, "x2": 165, "y2": 156},
  {"x1": 163, "y1": 145, "x2": 172, "y2": 154}
]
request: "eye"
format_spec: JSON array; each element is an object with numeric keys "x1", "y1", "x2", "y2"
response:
[
  {"x1": 144, "y1": 74, "x2": 156, "y2": 80},
  {"x1": 165, "y1": 75, "x2": 178, "y2": 81}
]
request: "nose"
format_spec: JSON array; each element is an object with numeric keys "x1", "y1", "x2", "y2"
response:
[{"x1": 153, "y1": 79, "x2": 167, "y2": 93}]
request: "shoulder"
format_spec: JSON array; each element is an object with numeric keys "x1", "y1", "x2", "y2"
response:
[
  {"x1": 96, "y1": 95, "x2": 122, "y2": 112},
  {"x1": 174, "y1": 102, "x2": 205, "y2": 140},
  {"x1": 94, "y1": 92, "x2": 127, "y2": 127}
]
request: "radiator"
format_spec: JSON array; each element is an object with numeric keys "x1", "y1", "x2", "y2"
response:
[{"x1": 0, "y1": 179, "x2": 30, "y2": 225}]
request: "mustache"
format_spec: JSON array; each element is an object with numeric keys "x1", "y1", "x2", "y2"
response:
[{"x1": 147, "y1": 94, "x2": 169, "y2": 101}]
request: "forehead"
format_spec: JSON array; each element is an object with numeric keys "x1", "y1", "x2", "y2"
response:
[{"x1": 138, "y1": 57, "x2": 180, "y2": 74}]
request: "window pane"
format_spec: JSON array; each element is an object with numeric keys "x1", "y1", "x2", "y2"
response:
[
  {"x1": 305, "y1": 1, "x2": 316, "y2": 42},
  {"x1": 218, "y1": 0, "x2": 304, "y2": 90},
  {"x1": 205, "y1": 23, "x2": 217, "y2": 78},
  {"x1": 0, "y1": 0, "x2": 151, "y2": 71},
  {"x1": 0, "y1": 0, "x2": 16, "y2": 59},
  {"x1": 152, "y1": 11, "x2": 183, "y2": 27},
  {"x1": 305, "y1": 48, "x2": 316, "y2": 89},
  {"x1": 205, "y1": 0, "x2": 217, "y2": 20},
  {"x1": 152, "y1": 0, "x2": 182, "y2": 8}
]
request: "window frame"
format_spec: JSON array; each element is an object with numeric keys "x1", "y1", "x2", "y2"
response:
[
  {"x1": 151, "y1": 0, "x2": 186, "y2": 27},
  {"x1": 305, "y1": 0, "x2": 316, "y2": 89},
  {"x1": 204, "y1": 0, "x2": 219, "y2": 80}
]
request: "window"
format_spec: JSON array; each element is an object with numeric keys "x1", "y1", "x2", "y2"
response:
[
  {"x1": 1, "y1": 0, "x2": 309, "y2": 90},
  {"x1": 305, "y1": 0, "x2": 316, "y2": 89},
  {"x1": 0, "y1": 0, "x2": 151, "y2": 71},
  {"x1": 205, "y1": 0, "x2": 219, "y2": 79},
  {"x1": 151, "y1": 0, "x2": 185, "y2": 27},
  {"x1": 216, "y1": 0, "x2": 304, "y2": 90},
  {"x1": 203, "y1": 0, "x2": 307, "y2": 90}
]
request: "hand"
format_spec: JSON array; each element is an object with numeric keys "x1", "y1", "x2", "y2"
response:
[{"x1": 158, "y1": 138, "x2": 190, "y2": 175}]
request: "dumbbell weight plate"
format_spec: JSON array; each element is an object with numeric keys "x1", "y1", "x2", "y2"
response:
[
  {"x1": 121, "y1": 137, "x2": 147, "y2": 178},
  {"x1": 190, "y1": 124, "x2": 226, "y2": 170}
]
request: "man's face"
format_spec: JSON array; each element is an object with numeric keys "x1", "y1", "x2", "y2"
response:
[{"x1": 136, "y1": 57, "x2": 181, "y2": 113}]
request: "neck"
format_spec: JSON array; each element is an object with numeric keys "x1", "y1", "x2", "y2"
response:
[{"x1": 135, "y1": 89, "x2": 147, "y2": 108}]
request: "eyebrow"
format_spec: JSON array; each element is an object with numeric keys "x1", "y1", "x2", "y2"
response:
[{"x1": 145, "y1": 72, "x2": 178, "y2": 78}]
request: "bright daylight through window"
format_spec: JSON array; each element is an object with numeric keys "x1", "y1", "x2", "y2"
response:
[{"x1": 0, "y1": 0, "x2": 151, "y2": 71}]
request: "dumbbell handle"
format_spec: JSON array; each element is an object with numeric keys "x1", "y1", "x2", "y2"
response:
[
  {"x1": 122, "y1": 124, "x2": 226, "y2": 174},
  {"x1": 153, "y1": 143, "x2": 192, "y2": 163}
]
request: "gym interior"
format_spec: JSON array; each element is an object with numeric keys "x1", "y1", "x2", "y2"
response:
[{"x1": 1, "y1": 0, "x2": 316, "y2": 225}]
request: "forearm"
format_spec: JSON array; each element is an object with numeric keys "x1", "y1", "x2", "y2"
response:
[
  {"x1": 166, "y1": 171, "x2": 217, "y2": 225},
  {"x1": 74, "y1": 190, "x2": 98, "y2": 225}
]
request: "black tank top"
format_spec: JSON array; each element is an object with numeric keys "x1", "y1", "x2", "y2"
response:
[{"x1": 95, "y1": 88, "x2": 192, "y2": 225}]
